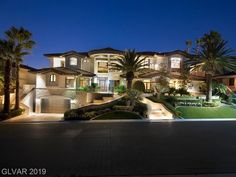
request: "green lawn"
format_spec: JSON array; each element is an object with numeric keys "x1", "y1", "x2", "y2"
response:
[
  {"x1": 176, "y1": 105, "x2": 236, "y2": 119},
  {"x1": 94, "y1": 111, "x2": 143, "y2": 120}
]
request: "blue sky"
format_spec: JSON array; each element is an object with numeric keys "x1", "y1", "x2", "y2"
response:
[{"x1": 1, "y1": 0, "x2": 236, "y2": 68}]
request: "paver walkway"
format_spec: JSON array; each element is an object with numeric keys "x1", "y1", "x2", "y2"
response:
[{"x1": 142, "y1": 97, "x2": 173, "y2": 119}]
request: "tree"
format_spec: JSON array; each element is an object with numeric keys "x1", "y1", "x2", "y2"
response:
[
  {"x1": 0, "y1": 40, "x2": 16, "y2": 113},
  {"x1": 153, "y1": 66, "x2": 170, "y2": 99},
  {"x1": 5, "y1": 27, "x2": 35, "y2": 109},
  {"x1": 185, "y1": 31, "x2": 236, "y2": 102},
  {"x1": 125, "y1": 89, "x2": 142, "y2": 107},
  {"x1": 110, "y1": 49, "x2": 147, "y2": 89},
  {"x1": 185, "y1": 40, "x2": 192, "y2": 53},
  {"x1": 0, "y1": 74, "x2": 3, "y2": 93},
  {"x1": 132, "y1": 80, "x2": 145, "y2": 92},
  {"x1": 167, "y1": 87, "x2": 176, "y2": 96},
  {"x1": 176, "y1": 87, "x2": 189, "y2": 96}
]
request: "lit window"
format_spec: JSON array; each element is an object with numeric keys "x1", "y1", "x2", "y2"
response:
[
  {"x1": 171, "y1": 57, "x2": 181, "y2": 68},
  {"x1": 98, "y1": 62, "x2": 108, "y2": 73},
  {"x1": 65, "y1": 76, "x2": 74, "y2": 88},
  {"x1": 50, "y1": 74, "x2": 56, "y2": 82},
  {"x1": 70, "y1": 57, "x2": 77, "y2": 65}
]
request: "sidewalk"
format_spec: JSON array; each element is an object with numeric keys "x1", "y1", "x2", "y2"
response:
[{"x1": 3, "y1": 113, "x2": 63, "y2": 123}]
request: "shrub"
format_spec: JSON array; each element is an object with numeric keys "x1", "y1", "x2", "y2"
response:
[
  {"x1": 113, "y1": 105, "x2": 133, "y2": 111},
  {"x1": 167, "y1": 87, "x2": 176, "y2": 96},
  {"x1": 176, "y1": 88, "x2": 189, "y2": 96},
  {"x1": 114, "y1": 85, "x2": 126, "y2": 95},
  {"x1": 144, "y1": 89, "x2": 154, "y2": 93},
  {"x1": 83, "y1": 111, "x2": 96, "y2": 119},
  {"x1": 133, "y1": 101, "x2": 148, "y2": 117},
  {"x1": 233, "y1": 98, "x2": 236, "y2": 104},
  {"x1": 202, "y1": 102, "x2": 216, "y2": 107},
  {"x1": 125, "y1": 89, "x2": 142, "y2": 106},
  {"x1": 0, "y1": 108, "x2": 24, "y2": 120},
  {"x1": 175, "y1": 98, "x2": 203, "y2": 107},
  {"x1": 132, "y1": 80, "x2": 145, "y2": 92},
  {"x1": 160, "y1": 95, "x2": 176, "y2": 106}
]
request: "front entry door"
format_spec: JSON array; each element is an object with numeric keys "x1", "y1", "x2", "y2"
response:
[{"x1": 98, "y1": 77, "x2": 108, "y2": 92}]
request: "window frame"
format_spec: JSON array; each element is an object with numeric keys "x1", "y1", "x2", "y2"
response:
[
  {"x1": 50, "y1": 74, "x2": 56, "y2": 82},
  {"x1": 170, "y1": 57, "x2": 181, "y2": 69},
  {"x1": 70, "y1": 57, "x2": 78, "y2": 66},
  {"x1": 97, "y1": 62, "x2": 108, "y2": 73}
]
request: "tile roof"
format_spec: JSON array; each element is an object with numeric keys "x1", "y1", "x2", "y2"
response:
[
  {"x1": 44, "y1": 48, "x2": 186, "y2": 57},
  {"x1": 44, "y1": 50, "x2": 88, "y2": 57},
  {"x1": 88, "y1": 47, "x2": 124, "y2": 55},
  {"x1": 20, "y1": 64, "x2": 37, "y2": 71},
  {"x1": 30, "y1": 67, "x2": 95, "y2": 77}
]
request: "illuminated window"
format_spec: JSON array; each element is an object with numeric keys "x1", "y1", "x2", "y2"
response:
[
  {"x1": 65, "y1": 77, "x2": 74, "y2": 88},
  {"x1": 98, "y1": 62, "x2": 108, "y2": 73},
  {"x1": 79, "y1": 78, "x2": 90, "y2": 87},
  {"x1": 50, "y1": 74, "x2": 56, "y2": 82},
  {"x1": 171, "y1": 57, "x2": 181, "y2": 68},
  {"x1": 70, "y1": 57, "x2": 77, "y2": 65}
]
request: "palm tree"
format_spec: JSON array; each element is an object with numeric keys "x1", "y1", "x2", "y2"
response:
[
  {"x1": 5, "y1": 27, "x2": 35, "y2": 110},
  {"x1": 185, "y1": 40, "x2": 192, "y2": 53},
  {"x1": 110, "y1": 49, "x2": 147, "y2": 89},
  {"x1": 185, "y1": 31, "x2": 236, "y2": 102},
  {"x1": 0, "y1": 40, "x2": 16, "y2": 113}
]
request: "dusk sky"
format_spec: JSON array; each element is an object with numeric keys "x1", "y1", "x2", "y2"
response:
[{"x1": 1, "y1": 0, "x2": 236, "y2": 68}]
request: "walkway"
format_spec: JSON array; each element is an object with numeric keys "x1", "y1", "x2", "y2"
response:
[
  {"x1": 142, "y1": 97, "x2": 173, "y2": 119},
  {"x1": 4, "y1": 113, "x2": 63, "y2": 123}
]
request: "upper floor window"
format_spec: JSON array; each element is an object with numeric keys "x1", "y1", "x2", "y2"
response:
[
  {"x1": 50, "y1": 74, "x2": 56, "y2": 82},
  {"x1": 98, "y1": 62, "x2": 108, "y2": 73},
  {"x1": 70, "y1": 57, "x2": 77, "y2": 65},
  {"x1": 171, "y1": 57, "x2": 181, "y2": 68}
]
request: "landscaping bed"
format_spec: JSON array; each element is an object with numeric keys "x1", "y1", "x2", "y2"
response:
[
  {"x1": 0, "y1": 108, "x2": 24, "y2": 121},
  {"x1": 64, "y1": 97, "x2": 148, "y2": 121}
]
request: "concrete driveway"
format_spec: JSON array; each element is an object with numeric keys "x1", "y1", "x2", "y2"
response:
[
  {"x1": 1, "y1": 121, "x2": 236, "y2": 176},
  {"x1": 4, "y1": 113, "x2": 63, "y2": 123}
]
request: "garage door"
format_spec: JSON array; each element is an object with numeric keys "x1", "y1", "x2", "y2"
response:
[{"x1": 41, "y1": 97, "x2": 71, "y2": 113}]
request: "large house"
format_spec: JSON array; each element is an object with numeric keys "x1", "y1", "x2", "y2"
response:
[{"x1": 1, "y1": 47, "x2": 236, "y2": 113}]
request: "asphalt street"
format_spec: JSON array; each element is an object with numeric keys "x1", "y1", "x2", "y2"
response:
[{"x1": 1, "y1": 121, "x2": 236, "y2": 177}]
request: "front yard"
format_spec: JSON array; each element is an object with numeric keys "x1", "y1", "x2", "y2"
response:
[
  {"x1": 147, "y1": 95, "x2": 236, "y2": 119},
  {"x1": 176, "y1": 105, "x2": 236, "y2": 119}
]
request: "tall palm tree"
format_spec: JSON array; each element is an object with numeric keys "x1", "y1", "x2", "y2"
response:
[
  {"x1": 110, "y1": 49, "x2": 147, "y2": 89},
  {"x1": 185, "y1": 40, "x2": 192, "y2": 53},
  {"x1": 0, "y1": 40, "x2": 16, "y2": 113},
  {"x1": 5, "y1": 27, "x2": 35, "y2": 110},
  {"x1": 185, "y1": 31, "x2": 236, "y2": 102}
]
